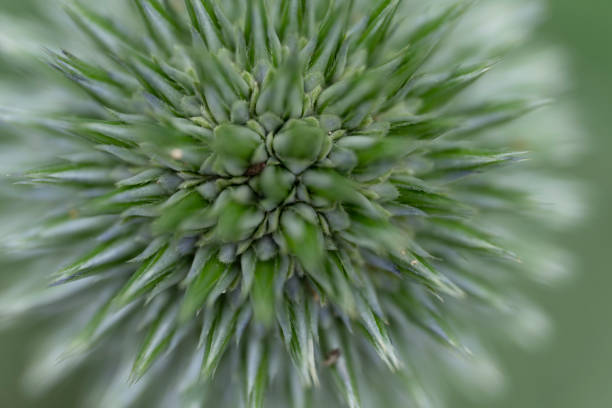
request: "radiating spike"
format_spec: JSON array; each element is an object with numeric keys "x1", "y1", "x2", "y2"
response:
[
  {"x1": 52, "y1": 236, "x2": 143, "y2": 285},
  {"x1": 133, "y1": 0, "x2": 180, "y2": 55},
  {"x1": 278, "y1": 0, "x2": 301, "y2": 43},
  {"x1": 184, "y1": 0, "x2": 224, "y2": 53},
  {"x1": 245, "y1": 329, "x2": 270, "y2": 408},
  {"x1": 382, "y1": 2, "x2": 472, "y2": 107},
  {"x1": 250, "y1": 258, "x2": 276, "y2": 325},
  {"x1": 64, "y1": 4, "x2": 141, "y2": 56},
  {"x1": 115, "y1": 243, "x2": 182, "y2": 305},
  {"x1": 200, "y1": 300, "x2": 242, "y2": 378},
  {"x1": 180, "y1": 254, "x2": 228, "y2": 321},
  {"x1": 245, "y1": 0, "x2": 270, "y2": 69},
  {"x1": 130, "y1": 301, "x2": 179, "y2": 380},
  {"x1": 323, "y1": 322, "x2": 362, "y2": 408},
  {"x1": 212, "y1": 3, "x2": 237, "y2": 50},
  {"x1": 126, "y1": 55, "x2": 185, "y2": 111},
  {"x1": 308, "y1": 1, "x2": 352, "y2": 79}
]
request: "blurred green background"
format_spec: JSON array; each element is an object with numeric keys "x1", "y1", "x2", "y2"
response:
[
  {"x1": 460, "y1": 0, "x2": 612, "y2": 407},
  {"x1": 0, "y1": 0, "x2": 610, "y2": 407},
  {"x1": 507, "y1": 1, "x2": 608, "y2": 406}
]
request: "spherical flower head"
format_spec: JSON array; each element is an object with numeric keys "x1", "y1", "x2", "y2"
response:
[{"x1": 0, "y1": 1, "x2": 568, "y2": 407}]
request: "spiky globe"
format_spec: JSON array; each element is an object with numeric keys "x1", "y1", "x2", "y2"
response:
[{"x1": 0, "y1": 0, "x2": 571, "y2": 407}]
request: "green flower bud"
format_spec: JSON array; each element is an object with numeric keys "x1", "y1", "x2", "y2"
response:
[
  {"x1": 213, "y1": 124, "x2": 264, "y2": 176},
  {"x1": 273, "y1": 118, "x2": 328, "y2": 174}
]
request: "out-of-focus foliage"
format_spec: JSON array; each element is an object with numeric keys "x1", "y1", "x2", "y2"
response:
[{"x1": 0, "y1": 1, "x2": 580, "y2": 408}]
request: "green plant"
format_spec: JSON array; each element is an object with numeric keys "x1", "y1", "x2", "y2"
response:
[{"x1": 0, "y1": 0, "x2": 571, "y2": 407}]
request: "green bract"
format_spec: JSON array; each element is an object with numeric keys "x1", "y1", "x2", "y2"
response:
[{"x1": 0, "y1": 0, "x2": 561, "y2": 407}]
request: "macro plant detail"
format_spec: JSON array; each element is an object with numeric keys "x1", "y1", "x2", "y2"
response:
[{"x1": 0, "y1": 0, "x2": 568, "y2": 407}]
